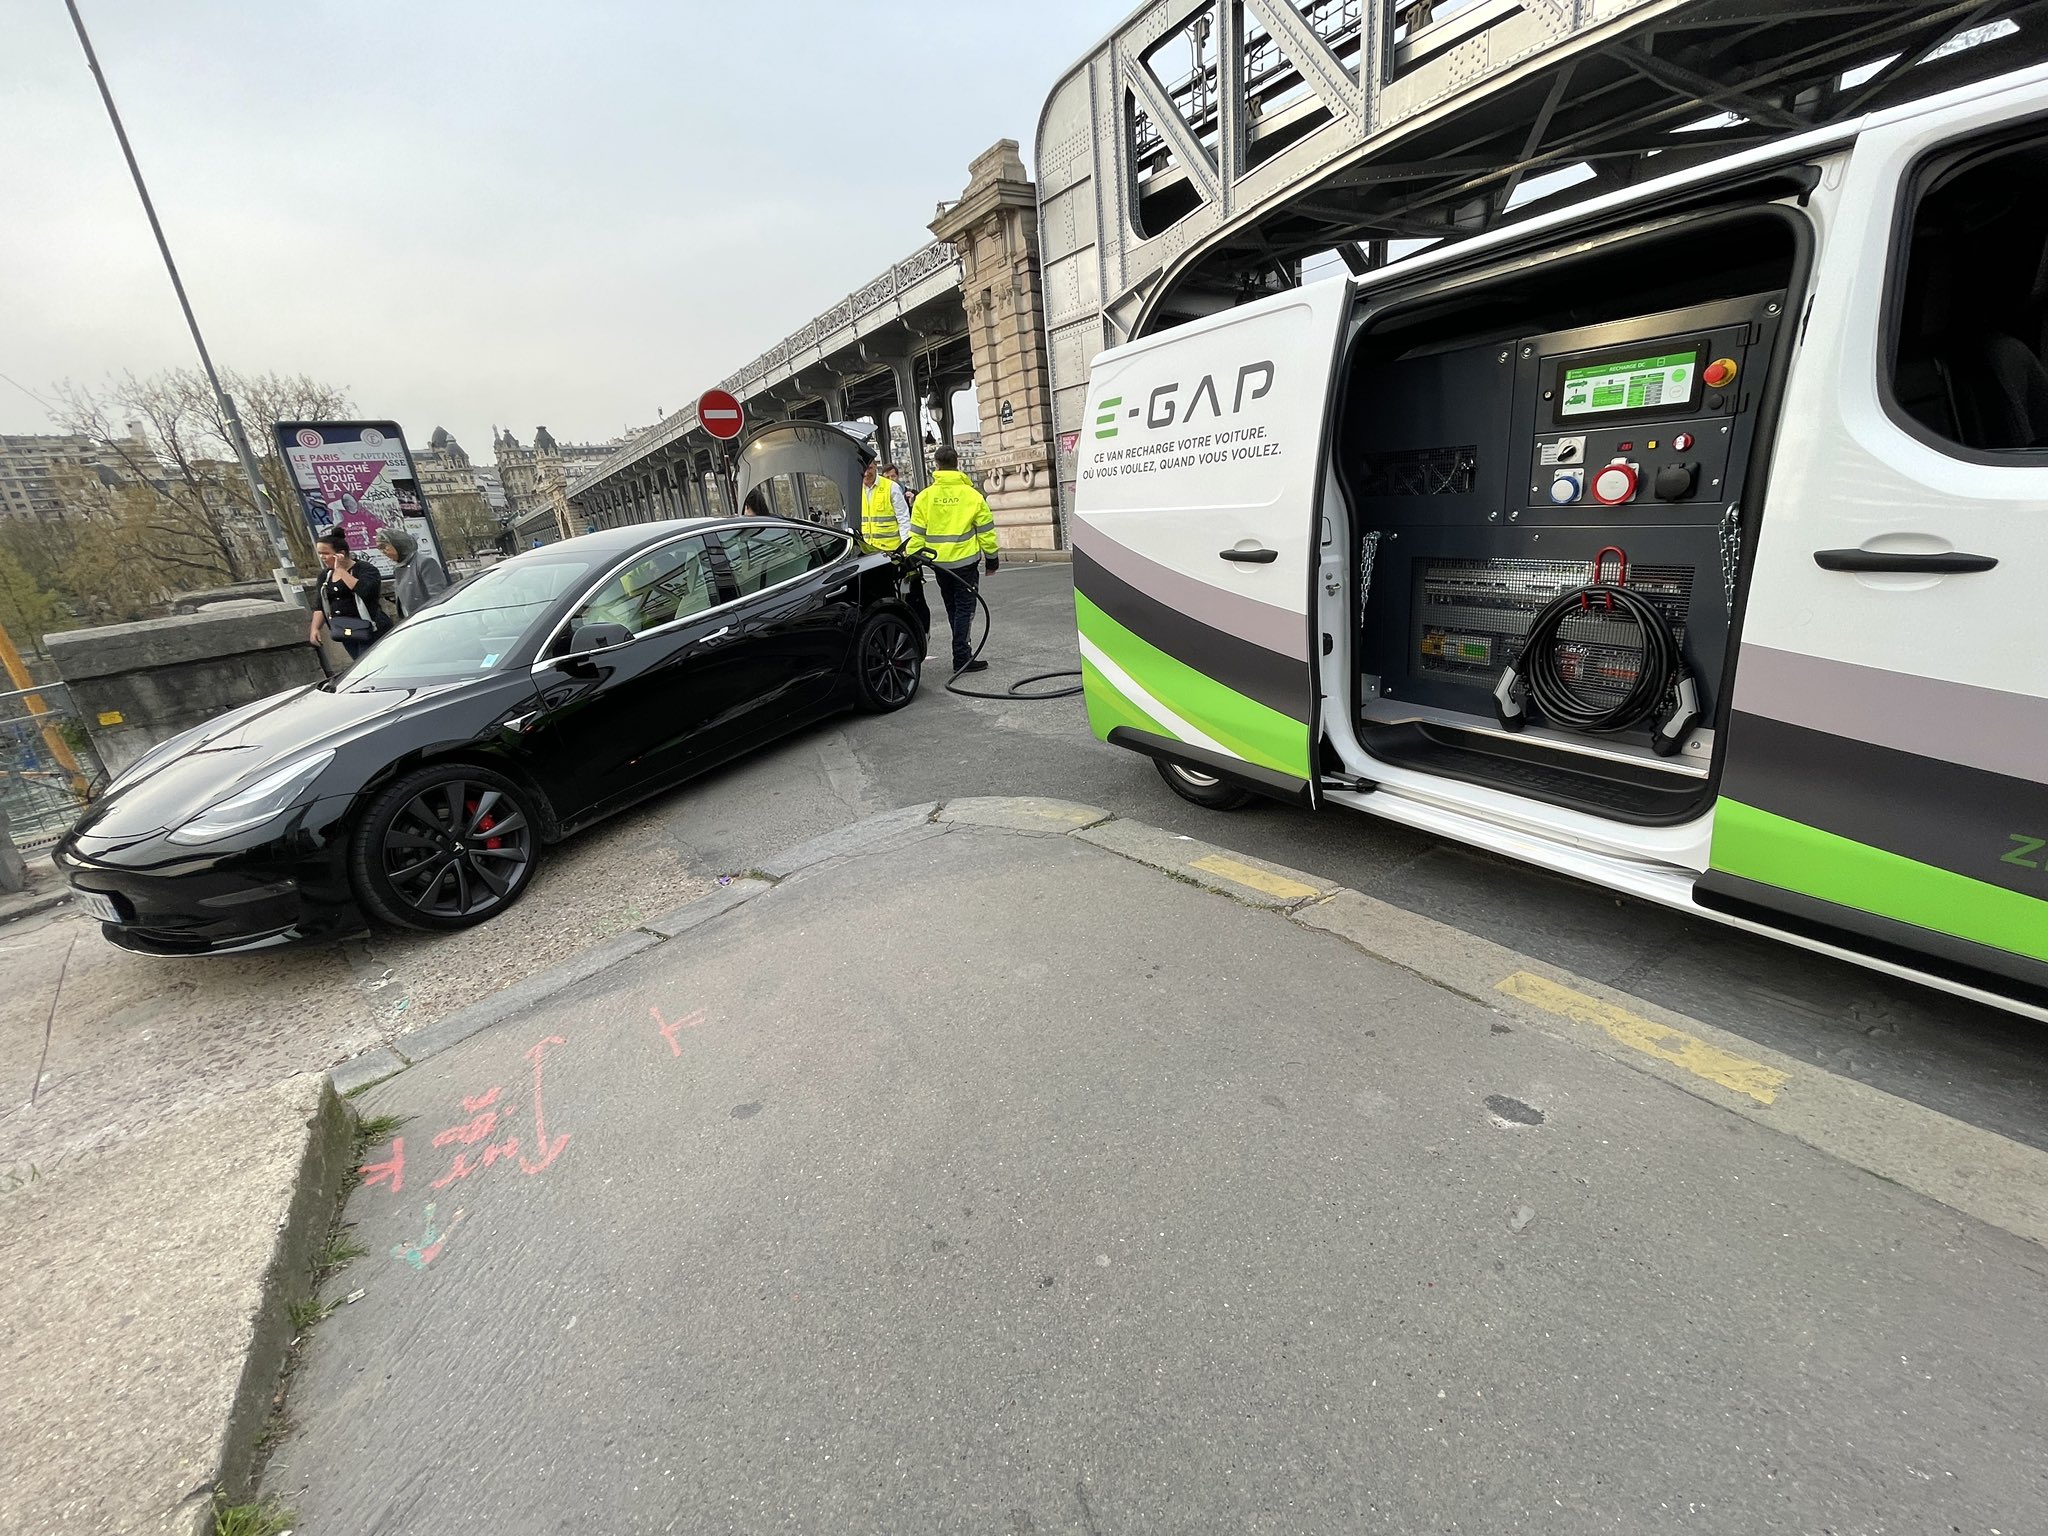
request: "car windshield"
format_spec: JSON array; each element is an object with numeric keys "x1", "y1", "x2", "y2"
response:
[{"x1": 342, "y1": 556, "x2": 594, "y2": 686}]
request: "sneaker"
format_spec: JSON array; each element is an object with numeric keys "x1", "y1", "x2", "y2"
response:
[{"x1": 959, "y1": 659, "x2": 989, "y2": 673}]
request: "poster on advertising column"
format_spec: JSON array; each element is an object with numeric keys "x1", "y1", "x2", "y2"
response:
[{"x1": 271, "y1": 420, "x2": 447, "y2": 589}]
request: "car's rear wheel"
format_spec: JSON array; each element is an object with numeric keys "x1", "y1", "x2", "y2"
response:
[
  {"x1": 350, "y1": 763, "x2": 541, "y2": 931},
  {"x1": 1154, "y1": 755, "x2": 1254, "y2": 810},
  {"x1": 855, "y1": 611, "x2": 922, "y2": 712}
]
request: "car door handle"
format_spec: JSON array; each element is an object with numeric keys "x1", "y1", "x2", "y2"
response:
[
  {"x1": 1220, "y1": 546, "x2": 1278, "y2": 564},
  {"x1": 1813, "y1": 549, "x2": 1998, "y2": 574},
  {"x1": 700, "y1": 626, "x2": 732, "y2": 643}
]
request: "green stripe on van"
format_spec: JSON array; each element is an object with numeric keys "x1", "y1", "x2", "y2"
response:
[
  {"x1": 1712, "y1": 798, "x2": 2048, "y2": 963},
  {"x1": 1076, "y1": 592, "x2": 1309, "y2": 779},
  {"x1": 1079, "y1": 655, "x2": 1170, "y2": 741}
]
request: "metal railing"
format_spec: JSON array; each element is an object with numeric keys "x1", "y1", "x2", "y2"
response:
[
  {"x1": 0, "y1": 683, "x2": 105, "y2": 850},
  {"x1": 567, "y1": 238, "x2": 964, "y2": 499}
]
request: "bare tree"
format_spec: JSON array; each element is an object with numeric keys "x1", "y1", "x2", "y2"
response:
[
  {"x1": 431, "y1": 489, "x2": 500, "y2": 560},
  {"x1": 51, "y1": 367, "x2": 354, "y2": 585},
  {"x1": 235, "y1": 370, "x2": 352, "y2": 569}
]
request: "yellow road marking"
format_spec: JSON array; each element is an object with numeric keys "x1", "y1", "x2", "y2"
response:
[
  {"x1": 1497, "y1": 971, "x2": 1791, "y2": 1106},
  {"x1": 1188, "y1": 855, "x2": 1320, "y2": 902}
]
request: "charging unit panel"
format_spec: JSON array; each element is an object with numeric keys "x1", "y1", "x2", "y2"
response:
[{"x1": 1345, "y1": 291, "x2": 1783, "y2": 759}]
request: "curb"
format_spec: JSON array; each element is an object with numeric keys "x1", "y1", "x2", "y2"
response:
[
  {"x1": 324, "y1": 796, "x2": 2048, "y2": 1249},
  {"x1": 325, "y1": 812, "x2": 949, "y2": 1090},
  {"x1": 0, "y1": 886, "x2": 71, "y2": 928},
  {"x1": 205, "y1": 1076, "x2": 356, "y2": 1528}
]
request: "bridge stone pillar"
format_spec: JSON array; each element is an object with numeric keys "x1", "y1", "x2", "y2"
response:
[
  {"x1": 887, "y1": 357, "x2": 929, "y2": 488},
  {"x1": 931, "y1": 140, "x2": 1060, "y2": 552}
]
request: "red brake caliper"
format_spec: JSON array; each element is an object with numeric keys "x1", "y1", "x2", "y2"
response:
[{"x1": 465, "y1": 798, "x2": 503, "y2": 850}]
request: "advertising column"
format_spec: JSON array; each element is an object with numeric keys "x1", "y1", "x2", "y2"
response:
[{"x1": 272, "y1": 420, "x2": 448, "y2": 585}]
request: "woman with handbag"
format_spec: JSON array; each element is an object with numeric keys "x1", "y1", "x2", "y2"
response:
[{"x1": 308, "y1": 525, "x2": 393, "y2": 662}]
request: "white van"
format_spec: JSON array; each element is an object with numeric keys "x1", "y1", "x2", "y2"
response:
[{"x1": 1070, "y1": 64, "x2": 2048, "y2": 1021}]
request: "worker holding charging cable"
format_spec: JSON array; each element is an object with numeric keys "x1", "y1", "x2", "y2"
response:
[
  {"x1": 906, "y1": 445, "x2": 999, "y2": 674},
  {"x1": 860, "y1": 453, "x2": 930, "y2": 637}
]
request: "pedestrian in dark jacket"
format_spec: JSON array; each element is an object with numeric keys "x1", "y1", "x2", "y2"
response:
[{"x1": 376, "y1": 526, "x2": 447, "y2": 618}]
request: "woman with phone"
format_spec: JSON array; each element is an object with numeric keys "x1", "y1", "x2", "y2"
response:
[{"x1": 308, "y1": 525, "x2": 392, "y2": 662}]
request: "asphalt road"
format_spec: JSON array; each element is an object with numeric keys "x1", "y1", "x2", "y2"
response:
[
  {"x1": 631, "y1": 562, "x2": 2048, "y2": 1152},
  {"x1": 268, "y1": 819, "x2": 2048, "y2": 1535}
]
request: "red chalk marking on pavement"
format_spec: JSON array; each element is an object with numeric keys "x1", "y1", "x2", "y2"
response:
[
  {"x1": 652, "y1": 1005, "x2": 707, "y2": 1057},
  {"x1": 392, "y1": 1201, "x2": 465, "y2": 1270},
  {"x1": 409, "y1": 1035, "x2": 575, "y2": 1192},
  {"x1": 518, "y1": 1035, "x2": 570, "y2": 1176},
  {"x1": 429, "y1": 1135, "x2": 521, "y2": 1190},
  {"x1": 359, "y1": 1138, "x2": 405, "y2": 1194},
  {"x1": 432, "y1": 1097, "x2": 511, "y2": 1149}
]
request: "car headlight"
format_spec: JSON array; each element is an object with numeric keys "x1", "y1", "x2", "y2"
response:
[{"x1": 166, "y1": 751, "x2": 336, "y2": 845}]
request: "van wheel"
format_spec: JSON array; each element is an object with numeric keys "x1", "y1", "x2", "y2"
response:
[{"x1": 1154, "y1": 756, "x2": 1253, "y2": 811}]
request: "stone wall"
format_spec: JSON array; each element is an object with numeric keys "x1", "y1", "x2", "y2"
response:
[{"x1": 43, "y1": 604, "x2": 326, "y2": 777}]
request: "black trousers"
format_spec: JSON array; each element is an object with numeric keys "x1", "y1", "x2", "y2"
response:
[{"x1": 935, "y1": 561, "x2": 980, "y2": 669}]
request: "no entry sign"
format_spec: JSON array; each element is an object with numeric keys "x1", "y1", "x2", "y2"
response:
[{"x1": 698, "y1": 389, "x2": 745, "y2": 441}]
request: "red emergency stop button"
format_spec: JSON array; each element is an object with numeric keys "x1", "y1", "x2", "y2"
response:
[
  {"x1": 1591, "y1": 461, "x2": 1639, "y2": 506},
  {"x1": 1703, "y1": 357, "x2": 1739, "y2": 389}
]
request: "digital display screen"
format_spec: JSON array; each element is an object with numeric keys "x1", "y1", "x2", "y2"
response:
[{"x1": 1559, "y1": 350, "x2": 1700, "y2": 418}]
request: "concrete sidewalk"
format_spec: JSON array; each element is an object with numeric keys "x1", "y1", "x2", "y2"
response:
[
  {"x1": 0, "y1": 1074, "x2": 353, "y2": 1536},
  {"x1": 263, "y1": 799, "x2": 2048, "y2": 1535}
]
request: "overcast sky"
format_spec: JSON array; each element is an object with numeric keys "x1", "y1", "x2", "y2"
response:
[{"x1": 1, "y1": 0, "x2": 1123, "y2": 459}]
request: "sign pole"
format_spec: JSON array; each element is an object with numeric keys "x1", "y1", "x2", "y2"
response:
[
  {"x1": 696, "y1": 389, "x2": 747, "y2": 514},
  {"x1": 64, "y1": 0, "x2": 298, "y2": 584}
]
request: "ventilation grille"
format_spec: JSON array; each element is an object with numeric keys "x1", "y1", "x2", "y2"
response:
[{"x1": 1355, "y1": 445, "x2": 1478, "y2": 497}]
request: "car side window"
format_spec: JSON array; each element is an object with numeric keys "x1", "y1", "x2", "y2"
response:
[
  {"x1": 1889, "y1": 129, "x2": 2048, "y2": 457},
  {"x1": 570, "y1": 535, "x2": 719, "y2": 641},
  {"x1": 717, "y1": 525, "x2": 846, "y2": 597}
]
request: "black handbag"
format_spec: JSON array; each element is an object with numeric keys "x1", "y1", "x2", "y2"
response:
[{"x1": 322, "y1": 580, "x2": 376, "y2": 643}]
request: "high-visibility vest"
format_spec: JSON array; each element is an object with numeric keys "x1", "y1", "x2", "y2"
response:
[
  {"x1": 907, "y1": 472, "x2": 997, "y2": 566},
  {"x1": 860, "y1": 479, "x2": 902, "y2": 549}
]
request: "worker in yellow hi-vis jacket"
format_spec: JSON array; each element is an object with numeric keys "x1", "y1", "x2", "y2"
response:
[
  {"x1": 860, "y1": 454, "x2": 930, "y2": 637},
  {"x1": 905, "y1": 446, "x2": 999, "y2": 673}
]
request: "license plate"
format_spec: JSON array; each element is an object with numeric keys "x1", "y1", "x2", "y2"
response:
[{"x1": 74, "y1": 890, "x2": 121, "y2": 924}]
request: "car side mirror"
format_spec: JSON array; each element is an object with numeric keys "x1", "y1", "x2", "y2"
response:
[{"x1": 568, "y1": 620, "x2": 633, "y2": 656}]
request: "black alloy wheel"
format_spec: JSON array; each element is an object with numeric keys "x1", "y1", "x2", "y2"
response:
[
  {"x1": 351, "y1": 764, "x2": 541, "y2": 931},
  {"x1": 1154, "y1": 755, "x2": 1254, "y2": 810},
  {"x1": 856, "y1": 612, "x2": 922, "y2": 712}
]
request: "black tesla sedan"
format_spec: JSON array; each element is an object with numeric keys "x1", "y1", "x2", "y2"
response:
[{"x1": 56, "y1": 518, "x2": 925, "y2": 954}]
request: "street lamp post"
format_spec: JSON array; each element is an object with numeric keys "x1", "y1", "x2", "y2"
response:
[{"x1": 63, "y1": 0, "x2": 301, "y2": 588}]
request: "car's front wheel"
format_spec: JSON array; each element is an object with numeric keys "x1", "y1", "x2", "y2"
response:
[
  {"x1": 350, "y1": 763, "x2": 541, "y2": 931},
  {"x1": 855, "y1": 611, "x2": 922, "y2": 712},
  {"x1": 1153, "y1": 755, "x2": 1254, "y2": 810}
]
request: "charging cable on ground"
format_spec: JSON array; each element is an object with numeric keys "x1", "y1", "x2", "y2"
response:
[{"x1": 902, "y1": 553, "x2": 1084, "y2": 700}]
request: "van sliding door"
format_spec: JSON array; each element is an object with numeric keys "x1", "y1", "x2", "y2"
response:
[
  {"x1": 1704, "y1": 90, "x2": 2048, "y2": 996},
  {"x1": 1069, "y1": 278, "x2": 1347, "y2": 804}
]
